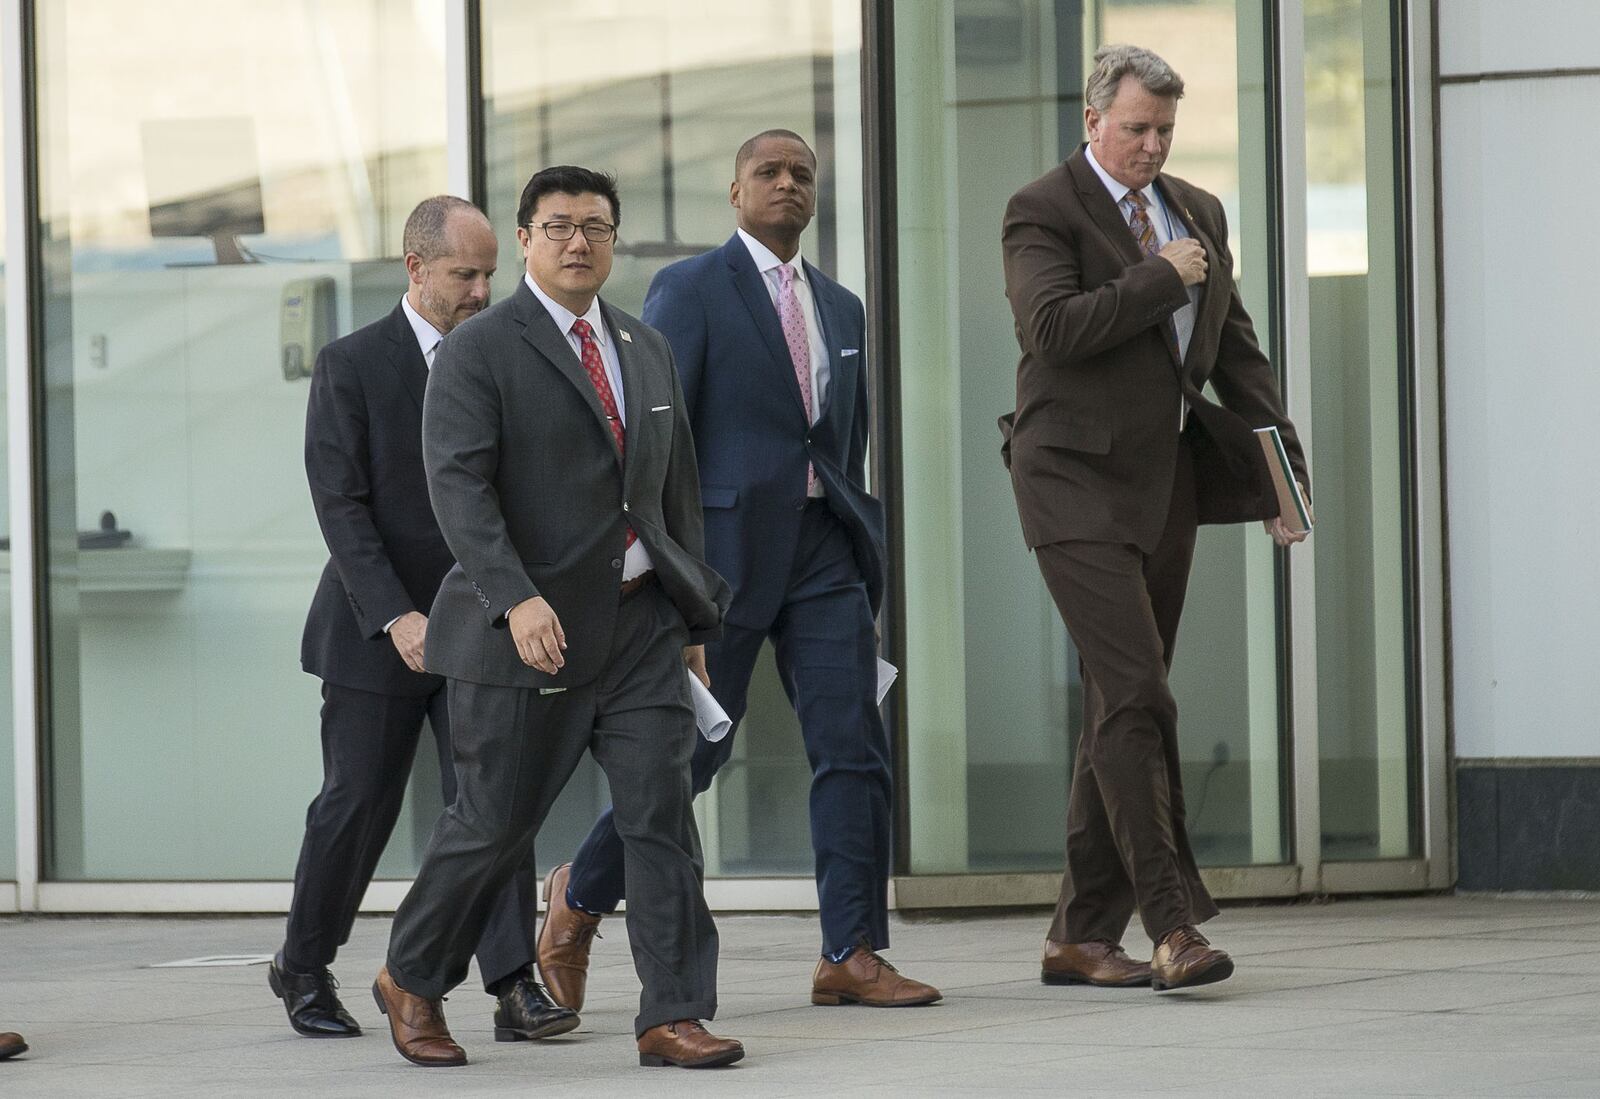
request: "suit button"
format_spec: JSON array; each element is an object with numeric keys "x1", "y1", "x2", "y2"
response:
[
  {"x1": 610, "y1": 558, "x2": 622, "y2": 569},
  {"x1": 794, "y1": 498, "x2": 805, "y2": 511}
]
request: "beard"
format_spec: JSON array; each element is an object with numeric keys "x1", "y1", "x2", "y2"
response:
[{"x1": 418, "y1": 282, "x2": 472, "y2": 334}]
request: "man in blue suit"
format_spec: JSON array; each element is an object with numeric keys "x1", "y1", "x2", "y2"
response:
[{"x1": 539, "y1": 131, "x2": 940, "y2": 1009}]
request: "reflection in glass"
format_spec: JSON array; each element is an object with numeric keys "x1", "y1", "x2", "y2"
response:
[
  {"x1": 896, "y1": 0, "x2": 1286, "y2": 874},
  {"x1": 482, "y1": 0, "x2": 865, "y2": 877},
  {"x1": 36, "y1": 0, "x2": 448, "y2": 878},
  {"x1": 1305, "y1": 0, "x2": 1416, "y2": 860}
]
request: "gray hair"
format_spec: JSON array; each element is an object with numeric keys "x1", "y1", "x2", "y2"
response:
[
  {"x1": 402, "y1": 195, "x2": 485, "y2": 261},
  {"x1": 1084, "y1": 44, "x2": 1185, "y2": 112}
]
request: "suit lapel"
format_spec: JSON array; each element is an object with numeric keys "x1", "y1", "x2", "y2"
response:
[
  {"x1": 1067, "y1": 148, "x2": 1144, "y2": 269},
  {"x1": 725, "y1": 236, "x2": 810, "y2": 419},
  {"x1": 1068, "y1": 148, "x2": 1184, "y2": 369},
  {"x1": 1157, "y1": 176, "x2": 1227, "y2": 375},
  {"x1": 601, "y1": 300, "x2": 647, "y2": 491},
  {"x1": 513, "y1": 282, "x2": 620, "y2": 463},
  {"x1": 383, "y1": 303, "x2": 429, "y2": 412},
  {"x1": 804, "y1": 261, "x2": 851, "y2": 423}
]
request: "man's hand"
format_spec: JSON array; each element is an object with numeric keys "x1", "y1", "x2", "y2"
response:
[
  {"x1": 1158, "y1": 238, "x2": 1208, "y2": 286},
  {"x1": 1262, "y1": 485, "x2": 1313, "y2": 547},
  {"x1": 683, "y1": 644, "x2": 710, "y2": 689},
  {"x1": 389, "y1": 611, "x2": 429, "y2": 674},
  {"x1": 509, "y1": 596, "x2": 566, "y2": 673}
]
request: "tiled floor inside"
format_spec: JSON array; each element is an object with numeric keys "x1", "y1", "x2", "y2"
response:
[{"x1": 4, "y1": 894, "x2": 1600, "y2": 1096}]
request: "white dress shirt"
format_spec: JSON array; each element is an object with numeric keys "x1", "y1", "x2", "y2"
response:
[
  {"x1": 737, "y1": 228, "x2": 829, "y2": 498},
  {"x1": 524, "y1": 272, "x2": 653, "y2": 581},
  {"x1": 400, "y1": 293, "x2": 445, "y2": 369},
  {"x1": 1084, "y1": 144, "x2": 1200, "y2": 431}
]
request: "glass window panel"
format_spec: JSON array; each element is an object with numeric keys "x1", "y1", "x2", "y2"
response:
[
  {"x1": 35, "y1": 0, "x2": 448, "y2": 879},
  {"x1": 896, "y1": 0, "x2": 1286, "y2": 874},
  {"x1": 1305, "y1": 0, "x2": 1417, "y2": 860},
  {"x1": 482, "y1": 0, "x2": 865, "y2": 877}
]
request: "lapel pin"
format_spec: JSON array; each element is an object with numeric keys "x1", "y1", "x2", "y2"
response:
[{"x1": 619, "y1": 330, "x2": 633, "y2": 343}]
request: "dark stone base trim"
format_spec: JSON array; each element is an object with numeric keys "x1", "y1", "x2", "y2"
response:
[{"x1": 1457, "y1": 760, "x2": 1600, "y2": 891}]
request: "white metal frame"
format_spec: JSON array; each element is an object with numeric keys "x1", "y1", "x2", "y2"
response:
[{"x1": 4, "y1": 0, "x2": 39, "y2": 915}]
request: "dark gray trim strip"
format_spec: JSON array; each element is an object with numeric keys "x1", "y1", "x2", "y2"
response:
[
  {"x1": 1440, "y1": 65, "x2": 1600, "y2": 85},
  {"x1": 862, "y1": 0, "x2": 909, "y2": 875},
  {"x1": 1456, "y1": 757, "x2": 1600, "y2": 769}
]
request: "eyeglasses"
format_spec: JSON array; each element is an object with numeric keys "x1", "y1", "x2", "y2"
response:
[{"x1": 525, "y1": 220, "x2": 617, "y2": 243}]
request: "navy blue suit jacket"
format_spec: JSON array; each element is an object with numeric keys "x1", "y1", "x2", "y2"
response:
[{"x1": 643, "y1": 234, "x2": 885, "y2": 630}]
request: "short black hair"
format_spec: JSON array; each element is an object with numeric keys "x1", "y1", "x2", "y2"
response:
[
  {"x1": 402, "y1": 195, "x2": 485, "y2": 261},
  {"x1": 734, "y1": 129, "x2": 816, "y2": 177},
  {"x1": 517, "y1": 166, "x2": 621, "y2": 229}
]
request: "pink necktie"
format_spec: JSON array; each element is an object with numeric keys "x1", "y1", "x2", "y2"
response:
[
  {"x1": 776, "y1": 264, "x2": 817, "y2": 494},
  {"x1": 572, "y1": 318, "x2": 634, "y2": 548}
]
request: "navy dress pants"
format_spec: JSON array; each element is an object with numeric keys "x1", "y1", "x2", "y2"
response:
[{"x1": 568, "y1": 502, "x2": 893, "y2": 955}]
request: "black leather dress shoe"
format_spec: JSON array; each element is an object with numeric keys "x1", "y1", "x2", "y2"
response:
[
  {"x1": 269, "y1": 953, "x2": 362, "y2": 1037},
  {"x1": 494, "y1": 971, "x2": 580, "y2": 1042}
]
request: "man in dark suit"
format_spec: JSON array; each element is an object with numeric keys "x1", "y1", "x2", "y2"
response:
[
  {"x1": 275, "y1": 196, "x2": 575, "y2": 1045},
  {"x1": 373, "y1": 166, "x2": 744, "y2": 1070},
  {"x1": 540, "y1": 131, "x2": 939, "y2": 1010},
  {"x1": 1001, "y1": 46, "x2": 1310, "y2": 992}
]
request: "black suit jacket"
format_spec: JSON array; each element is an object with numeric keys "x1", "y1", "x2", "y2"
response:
[
  {"x1": 421, "y1": 279, "x2": 730, "y2": 689},
  {"x1": 301, "y1": 303, "x2": 454, "y2": 697}
]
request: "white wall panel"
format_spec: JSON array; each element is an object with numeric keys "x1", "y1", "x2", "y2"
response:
[
  {"x1": 1441, "y1": 75, "x2": 1600, "y2": 758},
  {"x1": 1440, "y1": 0, "x2": 1600, "y2": 76}
]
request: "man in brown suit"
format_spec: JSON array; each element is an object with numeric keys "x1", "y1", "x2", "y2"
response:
[{"x1": 1000, "y1": 44, "x2": 1310, "y2": 991}]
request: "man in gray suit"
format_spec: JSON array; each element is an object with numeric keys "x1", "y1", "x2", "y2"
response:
[{"x1": 372, "y1": 166, "x2": 744, "y2": 1070}]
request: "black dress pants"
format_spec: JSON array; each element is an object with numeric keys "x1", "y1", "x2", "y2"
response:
[{"x1": 283, "y1": 679, "x2": 535, "y2": 990}]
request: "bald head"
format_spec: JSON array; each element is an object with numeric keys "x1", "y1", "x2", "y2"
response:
[{"x1": 403, "y1": 196, "x2": 498, "y2": 334}]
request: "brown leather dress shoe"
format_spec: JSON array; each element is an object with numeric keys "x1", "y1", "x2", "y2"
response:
[
  {"x1": 811, "y1": 946, "x2": 943, "y2": 1007},
  {"x1": 0, "y1": 1032, "x2": 27, "y2": 1060},
  {"x1": 537, "y1": 861, "x2": 602, "y2": 1011},
  {"x1": 371, "y1": 966, "x2": 467, "y2": 1067},
  {"x1": 1151, "y1": 926, "x2": 1234, "y2": 991},
  {"x1": 637, "y1": 1020, "x2": 745, "y2": 1068},
  {"x1": 1041, "y1": 939, "x2": 1152, "y2": 987}
]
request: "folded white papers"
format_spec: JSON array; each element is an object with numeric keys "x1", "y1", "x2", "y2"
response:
[
  {"x1": 688, "y1": 670, "x2": 732, "y2": 742},
  {"x1": 876, "y1": 658, "x2": 898, "y2": 706}
]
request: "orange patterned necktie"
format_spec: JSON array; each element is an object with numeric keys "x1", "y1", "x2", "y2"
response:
[
  {"x1": 571, "y1": 318, "x2": 635, "y2": 547},
  {"x1": 1124, "y1": 189, "x2": 1160, "y2": 257},
  {"x1": 1124, "y1": 190, "x2": 1178, "y2": 357}
]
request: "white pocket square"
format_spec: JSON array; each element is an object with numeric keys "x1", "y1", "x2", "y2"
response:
[
  {"x1": 841, "y1": 348, "x2": 860, "y2": 356},
  {"x1": 651, "y1": 404, "x2": 671, "y2": 412},
  {"x1": 539, "y1": 687, "x2": 567, "y2": 696}
]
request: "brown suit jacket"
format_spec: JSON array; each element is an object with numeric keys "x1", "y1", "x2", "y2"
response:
[{"x1": 1000, "y1": 145, "x2": 1308, "y2": 553}]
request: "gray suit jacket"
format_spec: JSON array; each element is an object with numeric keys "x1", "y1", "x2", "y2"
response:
[{"x1": 421, "y1": 278, "x2": 730, "y2": 689}]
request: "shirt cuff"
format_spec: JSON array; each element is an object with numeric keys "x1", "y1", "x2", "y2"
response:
[{"x1": 383, "y1": 615, "x2": 403, "y2": 634}]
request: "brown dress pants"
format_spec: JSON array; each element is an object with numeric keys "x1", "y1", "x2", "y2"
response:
[{"x1": 1033, "y1": 431, "x2": 1219, "y2": 946}]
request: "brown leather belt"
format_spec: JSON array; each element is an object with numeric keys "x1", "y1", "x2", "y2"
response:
[{"x1": 620, "y1": 570, "x2": 656, "y2": 597}]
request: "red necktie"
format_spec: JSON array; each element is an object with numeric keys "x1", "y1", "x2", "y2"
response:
[{"x1": 571, "y1": 318, "x2": 635, "y2": 547}]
